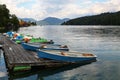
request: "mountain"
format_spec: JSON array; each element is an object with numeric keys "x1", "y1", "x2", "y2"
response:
[
  {"x1": 62, "y1": 18, "x2": 70, "y2": 22},
  {"x1": 62, "y1": 11, "x2": 120, "y2": 25},
  {"x1": 37, "y1": 17, "x2": 70, "y2": 25},
  {"x1": 20, "y1": 18, "x2": 36, "y2": 22}
]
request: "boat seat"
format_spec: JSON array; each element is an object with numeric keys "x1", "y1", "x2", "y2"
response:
[
  {"x1": 60, "y1": 52, "x2": 68, "y2": 56},
  {"x1": 82, "y1": 53, "x2": 94, "y2": 56},
  {"x1": 40, "y1": 44, "x2": 47, "y2": 48},
  {"x1": 60, "y1": 45, "x2": 68, "y2": 48}
]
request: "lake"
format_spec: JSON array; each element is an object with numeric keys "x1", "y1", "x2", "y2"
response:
[{"x1": 0, "y1": 25, "x2": 120, "y2": 80}]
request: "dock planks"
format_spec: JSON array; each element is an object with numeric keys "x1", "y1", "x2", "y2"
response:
[{"x1": 0, "y1": 35, "x2": 69, "y2": 71}]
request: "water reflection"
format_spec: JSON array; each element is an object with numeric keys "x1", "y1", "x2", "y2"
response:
[
  {"x1": 9, "y1": 60, "x2": 120, "y2": 80},
  {"x1": 0, "y1": 50, "x2": 8, "y2": 79},
  {"x1": 9, "y1": 60, "x2": 96, "y2": 80},
  {"x1": 2, "y1": 25, "x2": 120, "y2": 80},
  {"x1": 85, "y1": 27, "x2": 120, "y2": 37}
]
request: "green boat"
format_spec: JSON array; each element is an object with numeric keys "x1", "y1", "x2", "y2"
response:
[
  {"x1": 29, "y1": 38, "x2": 54, "y2": 44},
  {"x1": 15, "y1": 40, "x2": 22, "y2": 44}
]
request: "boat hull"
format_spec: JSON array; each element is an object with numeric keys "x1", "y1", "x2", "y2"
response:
[
  {"x1": 21, "y1": 43, "x2": 69, "y2": 51},
  {"x1": 37, "y1": 50, "x2": 96, "y2": 62},
  {"x1": 30, "y1": 38, "x2": 54, "y2": 44},
  {"x1": 21, "y1": 43, "x2": 39, "y2": 51}
]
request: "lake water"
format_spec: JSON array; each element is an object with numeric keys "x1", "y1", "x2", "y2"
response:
[{"x1": 0, "y1": 25, "x2": 120, "y2": 80}]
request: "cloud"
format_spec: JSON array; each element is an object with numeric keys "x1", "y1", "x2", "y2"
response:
[
  {"x1": 55, "y1": 0, "x2": 120, "y2": 19},
  {"x1": 1, "y1": 0, "x2": 120, "y2": 20}
]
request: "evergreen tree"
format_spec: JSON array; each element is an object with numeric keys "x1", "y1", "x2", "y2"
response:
[
  {"x1": 0, "y1": 4, "x2": 10, "y2": 27},
  {"x1": 10, "y1": 14, "x2": 20, "y2": 31},
  {"x1": 0, "y1": 4, "x2": 20, "y2": 32},
  {"x1": 62, "y1": 11, "x2": 120, "y2": 25}
]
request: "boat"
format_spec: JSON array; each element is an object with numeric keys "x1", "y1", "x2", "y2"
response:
[
  {"x1": 37, "y1": 50, "x2": 97, "y2": 62},
  {"x1": 4, "y1": 31, "x2": 54, "y2": 44},
  {"x1": 29, "y1": 38, "x2": 54, "y2": 44},
  {"x1": 21, "y1": 42, "x2": 69, "y2": 51},
  {"x1": 13, "y1": 35, "x2": 24, "y2": 44}
]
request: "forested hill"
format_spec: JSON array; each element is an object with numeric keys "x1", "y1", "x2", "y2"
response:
[{"x1": 62, "y1": 11, "x2": 120, "y2": 25}]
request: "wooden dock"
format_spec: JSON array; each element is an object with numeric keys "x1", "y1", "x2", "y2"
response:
[{"x1": 0, "y1": 35, "x2": 70, "y2": 71}]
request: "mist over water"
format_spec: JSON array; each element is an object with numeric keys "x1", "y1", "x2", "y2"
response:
[{"x1": 0, "y1": 25, "x2": 120, "y2": 80}]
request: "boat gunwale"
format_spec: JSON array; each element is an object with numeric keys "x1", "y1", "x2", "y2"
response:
[
  {"x1": 37, "y1": 49, "x2": 97, "y2": 58},
  {"x1": 22, "y1": 42, "x2": 69, "y2": 51}
]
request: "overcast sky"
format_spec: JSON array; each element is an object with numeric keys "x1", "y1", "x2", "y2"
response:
[{"x1": 1, "y1": 0, "x2": 120, "y2": 20}]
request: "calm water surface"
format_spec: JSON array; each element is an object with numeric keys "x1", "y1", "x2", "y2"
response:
[{"x1": 0, "y1": 25, "x2": 120, "y2": 80}]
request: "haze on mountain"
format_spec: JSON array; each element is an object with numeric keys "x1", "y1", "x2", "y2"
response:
[
  {"x1": 20, "y1": 17, "x2": 69, "y2": 25},
  {"x1": 36, "y1": 17, "x2": 69, "y2": 25},
  {"x1": 19, "y1": 18, "x2": 36, "y2": 22}
]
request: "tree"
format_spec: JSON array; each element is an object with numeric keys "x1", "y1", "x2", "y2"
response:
[
  {"x1": 0, "y1": 4, "x2": 20, "y2": 32},
  {"x1": 0, "y1": 4, "x2": 10, "y2": 27},
  {"x1": 10, "y1": 14, "x2": 20, "y2": 31},
  {"x1": 62, "y1": 11, "x2": 120, "y2": 25}
]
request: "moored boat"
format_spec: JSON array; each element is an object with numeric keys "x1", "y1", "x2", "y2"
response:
[
  {"x1": 29, "y1": 38, "x2": 54, "y2": 44},
  {"x1": 4, "y1": 31, "x2": 53, "y2": 44},
  {"x1": 21, "y1": 42, "x2": 69, "y2": 51},
  {"x1": 37, "y1": 50, "x2": 97, "y2": 62}
]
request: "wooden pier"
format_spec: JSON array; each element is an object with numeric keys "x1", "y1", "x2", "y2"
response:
[{"x1": 0, "y1": 35, "x2": 70, "y2": 71}]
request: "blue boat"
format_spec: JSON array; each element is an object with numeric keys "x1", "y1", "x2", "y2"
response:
[
  {"x1": 37, "y1": 50, "x2": 97, "y2": 62},
  {"x1": 21, "y1": 42, "x2": 69, "y2": 51}
]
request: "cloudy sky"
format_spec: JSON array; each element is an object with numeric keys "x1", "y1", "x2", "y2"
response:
[{"x1": 1, "y1": 0, "x2": 120, "y2": 20}]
